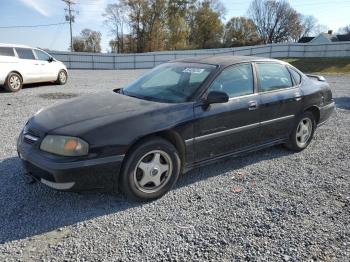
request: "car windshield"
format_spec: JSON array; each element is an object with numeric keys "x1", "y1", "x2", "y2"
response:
[{"x1": 122, "y1": 62, "x2": 216, "y2": 103}]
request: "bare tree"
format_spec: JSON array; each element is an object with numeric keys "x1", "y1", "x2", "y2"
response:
[
  {"x1": 80, "y1": 29, "x2": 102, "y2": 52},
  {"x1": 300, "y1": 15, "x2": 317, "y2": 37},
  {"x1": 103, "y1": 2, "x2": 129, "y2": 53},
  {"x1": 340, "y1": 25, "x2": 350, "y2": 34},
  {"x1": 248, "y1": 0, "x2": 303, "y2": 43}
]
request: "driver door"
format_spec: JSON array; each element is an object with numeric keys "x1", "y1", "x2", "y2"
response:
[
  {"x1": 34, "y1": 49, "x2": 57, "y2": 81},
  {"x1": 193, "y1": 63, "x2": 262, "y2": 162}
]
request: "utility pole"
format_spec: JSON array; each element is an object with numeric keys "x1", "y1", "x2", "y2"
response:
[{"x1": 62, "y1": 0, "x2": 76, "y2": 51}]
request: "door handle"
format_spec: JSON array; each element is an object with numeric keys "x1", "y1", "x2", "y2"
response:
[
  {"x1": 294, "y1": 92, "x2": 302, "y2": 101},
  {"x1": 248, "y1": 101, "x2": 258, "y2": 110}
]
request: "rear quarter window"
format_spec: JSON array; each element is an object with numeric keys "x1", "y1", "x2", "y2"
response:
[
  {"x1": 0, "y1": 47, "x2": 15, "y2": 57},
  {"x1": 15, "y1": 48, "x2": 35, "y2": 60},
  {"x1": 289, "y1": 67, "x2": 302, "y2": 85}
]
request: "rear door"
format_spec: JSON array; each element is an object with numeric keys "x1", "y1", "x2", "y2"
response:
[
  {"x1": 256, "y1": 62, "x2": 303, "y2": 142},
  {"x1": 193, "y1": 63, "x2": 261, "y2": 162},
  {"x1": 14, "y1": 48, "x2": 40, "y2": 83}
]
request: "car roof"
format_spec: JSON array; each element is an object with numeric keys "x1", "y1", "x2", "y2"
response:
[
  {"x1": 172, "y1": 55, "x2": 282, "y2": 66},
  {"x1": 0, "y1": 43, "x2": 33, "y2": 49}
]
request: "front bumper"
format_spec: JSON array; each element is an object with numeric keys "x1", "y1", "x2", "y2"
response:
[
  {"x1": 17, "y1": 133, "x2": 124, "y2": 192},
  {"x1": 318, "y1": 101, "x2": 335, "y2": 126}
]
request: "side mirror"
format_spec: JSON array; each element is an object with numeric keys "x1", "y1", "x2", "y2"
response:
[
  {"x1": 48, "y1": 57, "x2": 54, "y2": 63},
  {"x1": 205, "y1": 91, "x2": 229, "y2": 105}
]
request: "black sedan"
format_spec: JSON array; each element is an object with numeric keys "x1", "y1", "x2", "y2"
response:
[{"x1": 17, "y1": 56, "x2": 335, "y2": 200}]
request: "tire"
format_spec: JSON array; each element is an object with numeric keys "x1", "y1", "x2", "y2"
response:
[
  {"x1": 56, "y1": 70, "x2": 68, "y2": 85},
  {"x1": 284, "y1": 111, "x2": 316, "y2": 152},
  {"x1": 119, "y1": 137, "x2": 181, "y2": 201},
  {"x1": 4, "y1": 72, "x2": 23, "y2": 92}
]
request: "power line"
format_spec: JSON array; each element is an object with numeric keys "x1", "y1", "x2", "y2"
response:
[{"x1": 0, "y1": 22, "x2": 68, "y2": 29}]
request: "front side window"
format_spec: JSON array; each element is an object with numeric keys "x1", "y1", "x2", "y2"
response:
[
  {"x1": 15, "y1": 48, "x2": 35, "y2": 60},
  {"x1": 208, "y1": 63, "x2": 254, "y2": 98},
  {"x1": 0, "y1": 47, "x2": 15, "y2": 57},
  {"x1": 257, "y1": 63, "x2": 293, "y2": 92},
  {"x1": 35, "y1": 49, "x2": 51, "y2": 61},
  {"x1": 123, "y1": 63, "x2": 215, "y2": 103}
]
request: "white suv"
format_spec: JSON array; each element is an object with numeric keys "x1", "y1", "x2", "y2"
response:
[{"x1": 0, "y1": 43, "x2": 68, "y2": 92}]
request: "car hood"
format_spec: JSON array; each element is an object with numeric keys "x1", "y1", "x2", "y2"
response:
[{"x1": 31, "y1": 91, "x2": 171, "y2": 132}]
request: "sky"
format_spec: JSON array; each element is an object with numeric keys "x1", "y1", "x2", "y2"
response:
[{"x1": 0, "y1": 0, "x2": 349, "y2": 52}]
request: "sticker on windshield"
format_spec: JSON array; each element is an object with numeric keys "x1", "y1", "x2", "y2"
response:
[{"x1": 182, "y1": 68, "x2": 205, "y2": 74}]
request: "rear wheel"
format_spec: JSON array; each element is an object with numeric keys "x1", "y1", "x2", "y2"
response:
[
  {"x1": 285, "y1": 111, "x2": 316, "y2": 151},
  {"x1": 119, "y1": 138, "x2": 181, "y2": 201},
  {"x1": 4, "y1": 72, "x2": 22, "y2": 92},
  {"x1": 56, "y1": 70, "x2": 67, "y2": 85}
]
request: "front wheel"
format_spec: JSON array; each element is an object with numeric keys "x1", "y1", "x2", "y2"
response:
[
  {"x1": 285, "y1": 111, "x2": 316, "y2": 152},
  {"x1": 119, "y1": 138, "x2": 181, "y2": 201},
  {"x1": 56, "y1": 70, "x2": 68, "y2": 85}
]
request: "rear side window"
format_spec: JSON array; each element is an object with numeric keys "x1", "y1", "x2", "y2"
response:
[
  {"x1": 257, "y1": 63, "x2": 293, "y2": 92},
  {"x1": 289, "y1": 67, "x2": 302, "y2": 84},
  {"x1": 16, "y1": 48, "x2": 35, "y2": 60},
  {"x1": 0, "y1": 47, "x2": 15, "y2": 57}
]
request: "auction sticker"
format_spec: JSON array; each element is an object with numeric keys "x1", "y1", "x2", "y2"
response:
[{"x1": 182, "y1": 68, "x2": 205, "y2": 74}]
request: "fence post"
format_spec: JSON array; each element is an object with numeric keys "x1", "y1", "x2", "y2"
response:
[
  {"x1": 133, "y1": 54, "x2": 136, "y2": 69},
  {"x1": 287, "y1": 43, "x2": 291, "y2": 58},
  {"x1": 113, "y1": 55, "x2": 116, "y2": 70},
  {"x1": 269, "y1": 44, "x2": 272, "y2": 58},
  {"x1": 91, "y1": 55, "x2": 94, "y2": 70},
  {"x1": 68, "y1": 54, "x2": 71, "y2": 69},
  {"x1": 153, "y1": 54, "x2": 156, "y2": 67}
]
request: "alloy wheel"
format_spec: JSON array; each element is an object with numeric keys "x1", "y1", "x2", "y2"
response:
[
  {"x1": 59, "y1": 71, "x2": 67, "y2": 83},
  {"x1": 9, "y1": 75, "x2": 21, "y2": 90},
  {"x1": 133, "y1": 150, "x2": 173, "y2": 193},
  {"x1": 296, "y1": 117, "x2": 312, "y2": 147}
]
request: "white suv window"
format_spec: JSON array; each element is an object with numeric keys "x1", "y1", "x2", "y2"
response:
[
  {"x1": 35, "y1": 49, "x2": 51, "y2": 61},
  {"x1": 16, "y1": 48, "x2": 35, "y2": 60},
  {"x1": 0, "y1": 47, "x2": 15, "y2": 57}
]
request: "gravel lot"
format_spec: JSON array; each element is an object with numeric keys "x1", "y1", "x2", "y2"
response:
[{"x1": 0, "y1": 70, "x2": 349, "y2": 261}]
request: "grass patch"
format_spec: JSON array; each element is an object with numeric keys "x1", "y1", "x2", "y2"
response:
[{"x1": 282, "y1": 58, "x2": 350, "y2": 74}]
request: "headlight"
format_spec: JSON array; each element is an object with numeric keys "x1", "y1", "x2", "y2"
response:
[{"x1": 40, "y1": 135, "x2": 89, "y2": 156}]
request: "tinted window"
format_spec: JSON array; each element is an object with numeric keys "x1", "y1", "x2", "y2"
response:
[
  {"x1": 142, "y1": 68, "x2": 180, "y2": 88},
  {"x1": 289, "y1": 67, "x2": 302, "y2": 84},
  {"x1": 16, "y1": 48, "x2": 35, "y2": 60},
  {"x1": 257, "y1": 63, "x2": 293, "y2": 92},
  {"x1": 209, "y1": 64, "x2": 254, "y2": 98},
  {"x1": 0, "y1": 47, "x2": 15, "y2": 57},
  {"x1": 123, "y1": 63, "x2": 215, "y2": 103},
  {"x1": 35, "y1": 49, "x2": 51, "y2": 61}
]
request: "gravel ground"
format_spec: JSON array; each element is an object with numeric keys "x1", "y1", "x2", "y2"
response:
[{"x1": 0, "y1": 70, "x2": 349, "y2": 261}]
